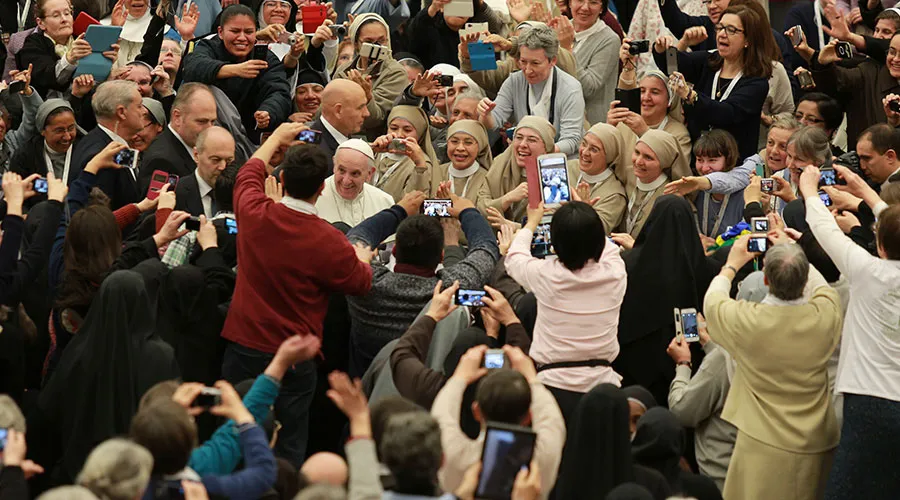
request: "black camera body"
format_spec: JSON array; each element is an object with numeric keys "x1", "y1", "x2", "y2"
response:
[{"x1": 628, "y1": 39, "x2": 650, "y2": 55}]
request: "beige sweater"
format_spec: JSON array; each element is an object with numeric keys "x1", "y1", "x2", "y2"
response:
[{"x1": 566, "y1": 161, "x2": 627, "y2": 235}]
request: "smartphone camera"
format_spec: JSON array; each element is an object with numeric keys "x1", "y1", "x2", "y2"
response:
[
  {"x1": 185, "y1": 216, "x2": 202, "y2": 231},
  {"x1": 760, "y1": 178, "x2": 774, "y2": 193},
  {"x1": 33, "y1": 178, "x2": 48, "y2": 194},
  {"x1": 225, "y1": 217, "x2": 237, "y2": 235},
  {"x1": 436, "y1": 75, "x2": 454, "y2": 87},
  {"x1": 114, "y1": 148, "x2": 136, "y2": 167},
  {"x1": 818, "y1": 189, "x2": 833, "y2": 207},
  {"x1": 751, "y1": 217, "x2": 769, "y2": 232},
  {"x1": 797, "y1": 70, "x2": 814, "y2": 88},
  {"x1": 297, "y1": 129, "x2": 322, "y2": 144},
  {"x1": 0, "y1": 428, "x2": 7, "y2": 451},
  {"x1": 192, "y1": 387, "x2": 222, "y2": 408},
  {"x1": 253, "y1": 43, "x2": 269, "y2": 61},
  {"x1": 455, "y1": 289, "x2": 486, "y2": 307},
  {"x1": 836, "y1": 41, "x2": 853, "y2": 59},
  {"x1": 423, "y1": 199, "x2": 452, "y2": 217},
  {"x1": 483, "y1": 349, "x2": 505, "y2": 369},
  {"x1": 747, "y1": 235, "x2": 768, "y2": 253},
  {"x1": 329, "y1": 24, "x2": 347, "y2": 36},
  {"x1": 628, "y1": 39, "x2": 650, "y2": 55},
  {"x1": 389, "y1": 138, "x2": 407, "y2": 152}
]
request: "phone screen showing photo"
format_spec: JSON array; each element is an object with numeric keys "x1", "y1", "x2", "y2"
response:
[
  {"x1": 538, "y1": 157, "x2": 569, "y2": 205},
  {"x1": 530, "y1": 222, "x2": 555, "y2": 258},
  {"x1": 476, "y1": 425, "x2": 537, "y2": 500},
  {"x1": 681, "y1": 311, "x2": 698, "y2": 341}
]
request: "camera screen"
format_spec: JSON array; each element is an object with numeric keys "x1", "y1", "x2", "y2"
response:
[
  {"x1": 748, "y1": 237, "x2": 768, "y2": 253},
  {"x1": 531, "y1": 223, "x2": 555, "y2": 258},
  {"x1": 476, "y1": 427, "x2": 536, "y2": 500},
  {"x1": 0, "y1": 428, "x2": 7, "y2": 451},
  {"x1": 423, "y1": 199, "x2": 451, "y2": 217},
  {"x1": 484, "y1": 352, "x2": 505, "y2": 369},
  {"x1": 819, "y1": 190, "x2": 833, "y2": 207},
  {"x1": 820, "y1": 169, "x2": 838, "y2": 186},
  {"x1": 760, "y1": 178, "x2": 774, "y2": 192},
  {"x1": 114, "y1": 149, "x2": 136, "y2": 167},
  {"x1": 167, "y1": 175, "x2": 178, "y2": 188},
  {"x1": 298, "y1": 129, "x2": 320, "y2": 143},
  {"x1": 539, "y1": 163, "x2": 569, "y2": 204},
  {"x1": 681, "y1": 311, "x2": 698, "y2": 340},
  {"x1": 34, "y1": 178, "x2": 48, "y2": 193},
  {"x1": 456, "y1": 289, "x2": 486, "y2": 307},
  {"x1": 225, "y1": 218, "x2": 237, "y2": 235},
  {"x1": 753, "y1": 219, "x2": 768, "y2": 232}
]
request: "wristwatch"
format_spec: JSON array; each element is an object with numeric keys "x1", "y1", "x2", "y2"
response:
[{"x1": 676, "y1": 360, "x2": 692, "y2": 369}]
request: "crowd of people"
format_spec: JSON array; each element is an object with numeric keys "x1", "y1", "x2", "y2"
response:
[{"x1": 0, "y1": 0, "x2": 898, "y2": 498}]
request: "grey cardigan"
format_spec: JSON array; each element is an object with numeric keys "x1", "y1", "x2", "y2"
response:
[
  {"x1": 489, "y1": 67, "x2": 586, "y2": 156},
  {"x1": 573, "y1": 23, "x2": 621, "y2": 126}
]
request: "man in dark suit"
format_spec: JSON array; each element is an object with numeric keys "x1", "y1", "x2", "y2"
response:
[
  {"x1": 175, "y1": 126, "x2": 236, "y2": 219},
  {"x1": 69, "y1": 80, "x2": 146, "y2": 209},
  {"x1": 138, "y1": 83, "x2": 217, "y2": 195},
  {"x1": 310, "y1": 79, "x2": 369, "y2": 170}
]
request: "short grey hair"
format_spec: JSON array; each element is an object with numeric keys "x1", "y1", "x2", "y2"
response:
[
  {"x1": 517, "y1": 25, "x2": 559, "y2": 61},
  {"x1": 763, "y1": 244, "x2": 810, "y2": 301},
  {"x1": 0, "y1": 395, "x2": 25, "y2": 432},
  {"x1": 196, "y1": 125, "x2": 233, "y2": 153},
  {"x1": 92, "y1": 80, "x2": 139, "y2": 120},
  {"x1": 293, "y1": 484, "x2": 348, "y2": 500},
  {"x1": 379, "y1": 413, "x2": 442, "y2": 492},
  {"x1": 770, "y1": 115, "x2": 801, "y2": 134},
  {"x1": 38, "y1": 486, "x2": 99, "y2": 500},
  {"x1": 77, "y1": 438, "x2": 154, "y2": 500},
  {"x1": 787, "y1": 127, "x2": 832, "y2": 166},
  {"x1": 455, "y1": 87, "x2": 486, "y2": 103}
]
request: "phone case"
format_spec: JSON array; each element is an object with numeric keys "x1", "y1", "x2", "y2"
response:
[
  {"x1": 444, "y1": 0, "x2": 475, "y2": 17},
  {"x1": 302, "y1": 4, "x2": 328, "y2": 34},
  {"x1": 673, "y1": 307, "x2": 684, "y2": 338},
  {"x1": 537, "y1": 153, "x2": 570, "y2": 206},
  {"x1": 666, "y1": 47, "x2": 678, "y2": 76},
  {"x1": 523, "y1": 156, "x2": 541, "y2": 209},
  {"x1": 84, "y1": 25, "x2": 122, "y2": 52},
  {"x1": 73, "y1": 12, "x2": 100, "y2": 37},
  {"x1": 468, "y1": 42, "x2": 497, "y2": 71}
]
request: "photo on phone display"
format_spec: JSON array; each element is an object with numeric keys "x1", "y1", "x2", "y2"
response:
[
  {"x1": 455, "y1": 289, "x2": 486, "y2": 307},
  {"x1": 225, "y1": 217, "x2": 237, "y2": 235},
  {"x1": 760, "y1": 178, "x2": 774, "y2": 193},
  {"x1": 747, "y1": 236, "x2": 768, "y2": 253},
  {"x1": 297, "y1": 129, "x2": 322, "y2": 144},
  {"x1": 423, "y1": 199, "x2": 452, "y2": 217},
  {"x1": 681, "y1": 308, "x2": 699, "y2": 342},
  {"x1": 818, "y1": 189, "x2": 833, "y2": 207},
  {"x1": 537, "y1": 154, "x2": 570, "y2": 206},
  {"x1": 818, "y1": 167, "x2": 845, "y2": 187},
  {"x1": 751, "y1": 217, "x2": 768, "y2": 232},
  {"x1": 483, "y1": 349, "x2": 506, "y2": 369},
  {"x1": 531, "y1": 218, "x2": 555, "y2": 258},
  {"x1": 476, "y1": 423, "x2": 537, "y2": 500},
  {"x1": 0, "y1": 428, "x2": 6, "y2": 451},
  {"x1": 114, "y1": 148, "x2": 137, "y2": 168},
  {"x1": 33, "y1": 178, "x2": 48, "y2": 194}
]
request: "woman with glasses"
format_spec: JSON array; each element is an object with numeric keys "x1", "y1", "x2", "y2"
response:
[
  {"x1": 652, "y1": 3, "x2": 773, "y2": 161},
  {"x1": 795, "y1": 92, "x2": 846, "y2": 156}
]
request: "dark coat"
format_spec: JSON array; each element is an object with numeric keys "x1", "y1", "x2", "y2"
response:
[
  {"x1": 308, "y1": 116, "x2": 341, "y2": 171},
  {"x1": 69, "y1": 127, "x2": 140, "y2": 209},
  {"x1": 137, "y1": 128, "x2": 197, "y2": 196},
  {"x1": 174, "y1": 172, "x2": 205, "y2": 217},
  {"x1": 16, "y1": 31, "x2": 66, "y2": 98}
]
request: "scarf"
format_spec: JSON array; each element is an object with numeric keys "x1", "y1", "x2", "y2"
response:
[
  {"x1": 527, "y1": 68, "x2": 556, "y2": 120},
  {"x1": 46, "y1": 33, "x2": 74, "y2": 60}
]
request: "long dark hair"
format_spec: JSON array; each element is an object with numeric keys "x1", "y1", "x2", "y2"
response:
[
  {"x1": 709, "y1": 2, "x2": 777, "y2": 79},
  {"x1": 56, "y1": 205, "x2": 122, "y2": 310}
]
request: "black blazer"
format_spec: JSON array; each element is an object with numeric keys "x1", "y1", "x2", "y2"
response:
[
  {"x1": 175, "y1": 172, "x2": 205, "y2": 217},
  {"x1": 16, "y1": 31, "x2": 66, "y2": 99},
  {"x1": 309, "y1": 117, "x2": 340, "y2": 171},
  {"x1": 137, "y1": 128, "x2": 197, "y2": 196},
  {"x1": 70, "y1": 127, "x2": 140, "y2": 210}
]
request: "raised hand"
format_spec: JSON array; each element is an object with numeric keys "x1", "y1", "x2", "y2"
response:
[{"x1": 176, "y1": 2, "x2": 201, "y2": 40}]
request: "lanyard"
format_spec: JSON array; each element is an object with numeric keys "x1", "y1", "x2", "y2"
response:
[
  {"x1": 451, "y1": 175, "x2": 473, "y2": 199},
  {"x1": 710, "y1": 70, "x2": 742, "y2": 101},
  {"x1": 525, "y1": 67, "x2": 558, "y2": 124},
  {"x1": 701, "y1": 192, "x2": 730, "y2": 236},
  {"x1": 626, "y1": 187, "x2": 656, "y2": 234},
  {"x1": 44, "y1": 145, "x2": 72, "y2": 184},
  {"x1": 18, "y1": 0, "x2": 31, "y2": 31},
  {"x1": 375, "y1": 162, "x2": 401, "y2": 186}
]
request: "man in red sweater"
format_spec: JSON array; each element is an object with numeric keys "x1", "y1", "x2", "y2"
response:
[{"x1": 221, "y1": 122, "x2": 373, "y2": 466}]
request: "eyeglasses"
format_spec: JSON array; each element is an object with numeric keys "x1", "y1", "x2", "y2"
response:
[
  {"x1": 44, "y1": 9, "x2": 73, "y2": 20},
  {"x1": 714, "y1": 24, "x2": 744, "y2": 36},
  {"x1": 794, "y1": 113, "x2": 825, "y2": 125},
  {"x1": 263, "y1": 0, "x2": 292, "y2": 7}
]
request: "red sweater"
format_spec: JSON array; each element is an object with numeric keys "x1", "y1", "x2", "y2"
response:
[{"x1": 221, "y1": 158, "x2": 373, "y2": 353}]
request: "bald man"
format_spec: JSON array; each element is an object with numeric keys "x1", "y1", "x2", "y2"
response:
[
  {"x1": 175, "y1": 126, "x2": 236, "y2": 218},
  {"x1": 310, "y1": 79, "x2": 370, "y2": 170}
]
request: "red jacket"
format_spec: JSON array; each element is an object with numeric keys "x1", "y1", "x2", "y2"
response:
[{"x1": 222, "y1": 158, "x2": 372, "y2": 353}]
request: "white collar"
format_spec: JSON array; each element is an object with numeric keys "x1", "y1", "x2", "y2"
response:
[
  {"x1": 321, "y1": 116, "x2": 349, "y2": 144},
  {"x1": 636, "y1": 175, "x2": 667, "y2": 192},
  {"x1": 281, "y1": 195, "x2": 319, "y2": 215},
  {"x1": 449, "y1": 162, "x2": 480, "y2": 178},
  {"x1": 761, "y1": 293, "x2": 808, "y2": 307},
  {"x1": 579, "y1": 167, "x2": 613, "y2": 184},
  {"x1": 195, "y1": 169, "x2": 213, "y2": 197},
  {"x1": 98, "y1": 123, "x2": 129, "y2": 145},
  {"x1": 169, "y1": 124, "x2": 196, "y2": 161}
]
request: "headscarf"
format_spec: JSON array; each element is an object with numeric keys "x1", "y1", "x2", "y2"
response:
[
  {"x1": 447, "y1": 119, "x2": 492, "y2": 169},
  {"x1": 606, "y1": 484, "x2": 655, "y2": 500},
  {"x1": 349, "y1": 13, "x2": 391, "y2": 49},
  {"x1": 623, "y1": 385, "x2": 657, "y2": 412},
  {"x1": 631, "y1": 408, "x2": 687, "y2": 490},
  {"x1": 36, "y1": 99, "x2": 74, "y2": 130},
  {"x1": 486, "y1": 116, "x2": 555, "y2": 214},
  {"x1": 429, "y1": 63, "x2": 461, "y2": 77},
  {"x1": 37, "y1": 271, "x2": 179, "y2": 483},
  {"x1": 637, "y1": 69, "x2": 684, "y2": 124},
  {"x1": 618, "y1": 195, "x2": 722, "y2": 345},
  {"x1": 297, "y1": 66, "x2": 327, "y2": 86},
  {"x1": 387, "y1": 106, "x2": 438, "y2": 166},
  {"x1": 516, "y1": 116, "x2": 556, "y2": 152},
  {"x1": 556, "y1": 384, "x2": 636, "y2": 499},
  {"x1": 585, "y1": 122, "x2": 622, "y2": 169},
  {"x1": 252, "y1": 0, "x2": 298, "y2": 32},
  {"x1": 636, "y1": 129, "x2": 680, "y2": 174}
]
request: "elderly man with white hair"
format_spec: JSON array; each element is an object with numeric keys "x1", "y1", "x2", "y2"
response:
[{"x1": 316, "y1": 139, "x2": 395, "y2": 227}]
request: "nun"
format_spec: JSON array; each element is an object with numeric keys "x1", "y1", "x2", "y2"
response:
[
  {"x1": 417, "y1": 120, "x2": 493, "y2": 211},
  {"x1": 567, "y1": 123, "x2": 627, "y2": 234},
  {"x1": 370, "y1": 105, "x2": 437, "y2": 202},
  {"x1": 10, "y1": 99, "x2": 78, "y2": 192}
]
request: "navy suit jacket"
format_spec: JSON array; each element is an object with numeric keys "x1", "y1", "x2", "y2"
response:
[
  {"x1": 175, "y1": 172, "x2": 206, "y2": 217},
  {"x1": 68, "y1": 127, "x2": 139, "y2": 210},
  {"x1": 309, "y1": 117, "x2": 340, "y2": 172}
]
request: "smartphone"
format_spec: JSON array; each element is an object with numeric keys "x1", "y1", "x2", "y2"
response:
[
  {"x1": 628, "y1": 39, "x2": 650, "y2": 55},
  {"x1": 191, "y1": 387, "x2": 222, "y2": 408},
  {"x1": 455, "y1": 289, "x2": 486, "y2": 307},
  {"x1": 530, "y1": 215, "x2": 555, "y2": 258},
  {"x1": 225, "y1": 217, "x2": 237, "y2": 235},
  {"x1": 253, "y1": 43, "x2": 269, "y2": 61},
  {"x1": 681, "y1": 308, "x2": 700, "y2": 343},
  {"x1": 818, "y1": 189, "x2": 833, "y2": 207},
  {"x1": 298, "y1": 129, "x2": 322, "y2": 144},
  {"x1": 483, "y1": 349, "x2": 506, "y2": 369},
  {"x1": 147, "y1": 170, "x2": 178, "y2": 200},
  {"x1": 836, "y1": 41, "x2": 853, "y2": 59},
  {"x1": 389, "y1": 138, "x2": 407, "y2": 152},
  {"x1": 462, "y1": 21, "x2": 489, "y2": 40},
  {"x1": 114, "y1": 148, "x2": 137, "y2": 168},
  {"x1": 797, "y1": 70, "x2": 814, "y2": 88},
  {"x1": 360, "y1": 42, "x2": 391, "y2": 61},
  {"x1": 791, "y1": 25, "x2": 804, "y2": 46},
  {"x1": 615, "y1": 87, "x2": 641, "y2": 114},
  {"x1": 436, "y1": 74, "x2": 454, "y2": 87},
  {"x1": 301, "y1": 3, "x2": 328, "y2": 34},
  {"x1": 476, "y1": 423, "x2": 537, "y2": 500},
  {"x1": 747, "y1": 235, "x2": 768, "y2": 253},
  {"x1": 0, "y1": 428, "x2": 6, "y2": 451},
  {"x1": 537, "y1": 153, "x2": 570, "y2": 207},
  {"x1": 33, "y1": 178, "x2": 48, "y2": 194},
  {"x1": 819, "y1": 166, "x2": 846, "y2": 187},
  {"x1": 760, "y1": 178, "x2": 774, "y2": 193},
  {"x1": 423, "y1": 199, "x2": 452, "y2": 217},
  {"x1": 443, "y1": 0, "x2": 475, "y2": 17},
  {"x1": 665, "y1": 46, "x2": 678, "y2": 76},
  {"x1": 505, "y1": 127, "x2": 515, "y2": 141},
  {"x1": 751, "y1": 216, "x2": 768, "y2": 233},
  {"x1": 7, "y1": 80, "x2": 26, "y2": 93},
  {"x1": 185, "y1": 216, "x2": 202, "y2": 231},
  {"x1": 523, "y1": 156, "x2": 542, "y2": 209}
]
